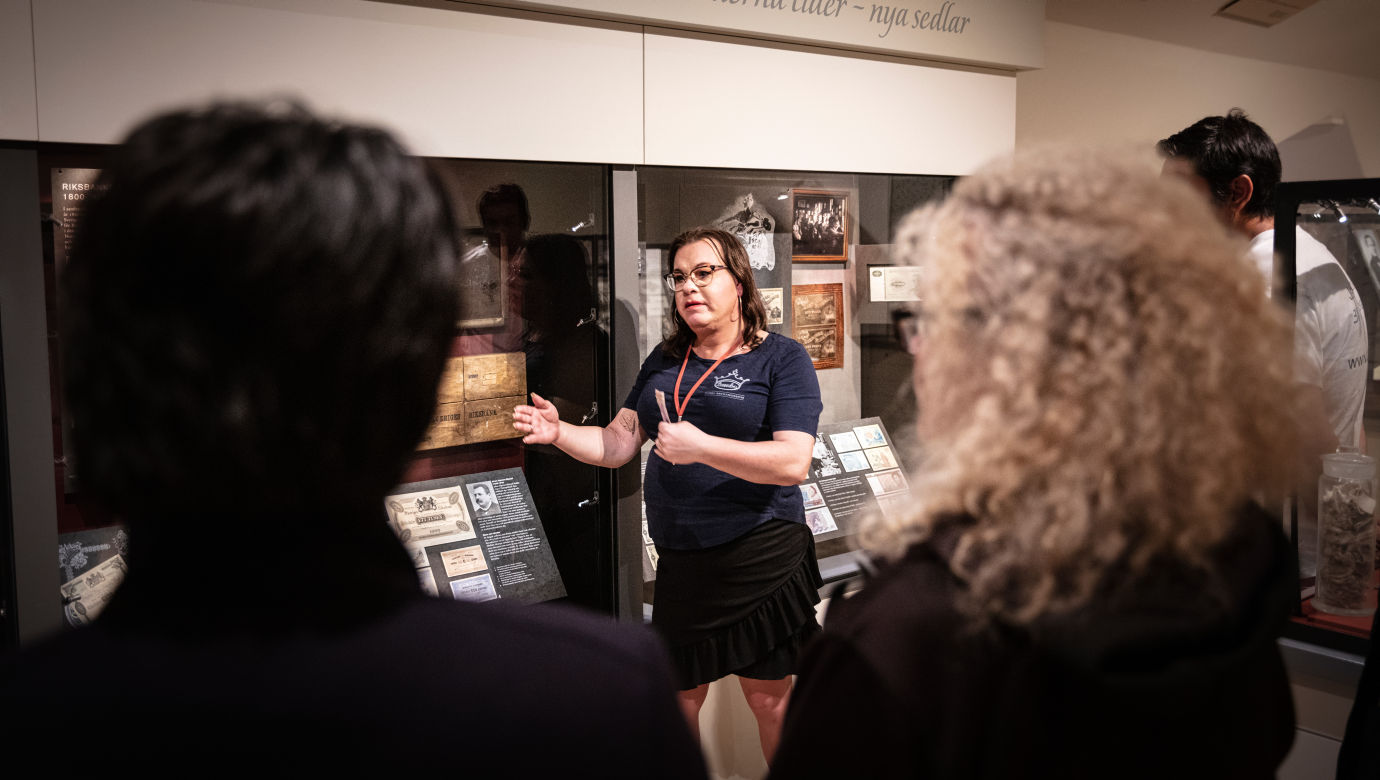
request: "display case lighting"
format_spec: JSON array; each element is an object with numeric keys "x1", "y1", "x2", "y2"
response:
[{"x1": 1323, "y1": 200, "x2": 1348, "y2": 223}]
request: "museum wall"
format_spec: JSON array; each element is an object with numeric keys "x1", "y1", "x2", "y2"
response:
[
  {"x1": 0, "y1": 0, "x2": 37, "y2": 140},
  {"x1": 642, "y1": 30, "x2": 1017, "y2": 175},
  {"x1": 0, "y1": 0, "x2": 1018, "y2": 174},
  {"x1": 14, "y1": 0, "x2": 644, "y2": 161},
  {"x1": 1016, "y1": 21, "x2": 1380, "y2": 178}
]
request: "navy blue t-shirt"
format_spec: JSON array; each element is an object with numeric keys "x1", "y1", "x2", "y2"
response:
[{"x1": 624, "y1": 332, "x2": 822, "y2": 550}]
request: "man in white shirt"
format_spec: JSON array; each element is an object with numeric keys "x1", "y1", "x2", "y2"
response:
[{"x1": 1160, "y1": 109, "x2": 1368, "y2": 575}]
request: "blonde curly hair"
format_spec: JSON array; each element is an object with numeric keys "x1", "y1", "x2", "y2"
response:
[{"x1": 860, "y1": 147, "x2": 1300, "y2": 625}]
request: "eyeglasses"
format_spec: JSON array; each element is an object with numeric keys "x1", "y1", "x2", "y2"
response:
[
  {"x1": 892, "y1": 305, "x2": 984, "y2": 355},
  {"x1": 892, "y1": 310, "x2": 922, "y2": 355},
  {"x1": 664, "y1": 264, "x2": 728, "y2": 292}
]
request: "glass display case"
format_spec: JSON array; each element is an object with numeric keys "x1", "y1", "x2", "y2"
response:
[
  {"x1": 1277, "y1": 178, "x2": 1380, "y2": 655},
  {"x1": 631, "y1": 164, "x2": 952, "y2": 605},
  {"x1": 23, "y1": 141, "x2": 959, "y2": 632},
  {"x1": 36, "y1": 145, "x2": 620, "y2": 621}
]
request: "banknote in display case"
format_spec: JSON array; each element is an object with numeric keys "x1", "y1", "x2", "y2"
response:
[
  {"x1": 800, "y1": 417, "x2": 911, "y2": 542},
  {"x1": 57, "y1": 525, "x2": 129, "y2": 626},
  {"x1": 385, "y1": 468, "x2": 565, "y2": 604},
  {"x1": 867, "y1": 265, "x2": 923, "y2": 302},
  {"x1": 60, "y1": 555, "x2": 127, "y2": 626}
]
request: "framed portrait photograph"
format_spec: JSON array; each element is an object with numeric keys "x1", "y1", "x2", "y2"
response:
[
  {"x1": 791, "y1": 189, "x2": 848, "y2": 263},
  {"x1": 1354, "y1": 227, "x2": 1380, "y2": 297},
  {"x1": 792, "y1": 283, "x2": 844, "y2": 370}
]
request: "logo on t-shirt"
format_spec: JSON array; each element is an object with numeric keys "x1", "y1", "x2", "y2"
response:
[{"x1": 713, "y1": 369, "x2": 751, "y2": 391}]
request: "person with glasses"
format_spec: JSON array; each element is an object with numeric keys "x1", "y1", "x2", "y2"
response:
[
  {"x1": 513, "y1": 226, "x2": 823, "y2": 762},
  {"x1": 770, "y1": 148, "x2": 1299, "y2": 778}
]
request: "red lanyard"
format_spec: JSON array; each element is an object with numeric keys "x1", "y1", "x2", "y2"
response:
[{"x1": 673, "y1": 338, "x2": 742, "y2": 419}]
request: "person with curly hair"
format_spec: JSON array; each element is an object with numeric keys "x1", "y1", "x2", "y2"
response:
[{"x1": 770, "y1": 148, "x2": 1299, "y2": 779}]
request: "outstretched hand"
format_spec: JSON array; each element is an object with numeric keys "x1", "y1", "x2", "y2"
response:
[{"x1": 513, "y1": 392, "x2": 561, "y2": 445}]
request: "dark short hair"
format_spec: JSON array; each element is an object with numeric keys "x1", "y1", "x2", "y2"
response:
[
  {"x1": 1157, "y1": 108, "x2": 1281, "y2": 218},
  {"x1": 62, "y1": 102, "x2": 460, "y2": 518},
  {"x1": 477, "y1": 183, "x2": 530, "y2": 230},
  {"x1": 663, "y1": 227, "x2": 768, "y2": 356}
]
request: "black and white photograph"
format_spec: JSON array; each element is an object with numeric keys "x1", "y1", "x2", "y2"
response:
[
  {"x1": 811, "y1": 434, "x2": 843, "y2": 478},
  {"x1": 1356, "y1": 227, "x2": 1380, "y2": 296},
  {"x1": 791, "y1": 189, "x2": 848, "y2": 262},
  {"x1": 466, "y1": 480, "x2": 502, "y2": 518}
]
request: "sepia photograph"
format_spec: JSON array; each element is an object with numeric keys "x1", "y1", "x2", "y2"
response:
[
  {"x1": 793, "y1": 283, "x2": 844, "y2": 370},
  {"x1": 791, "y1": 189, "x2": 848, "y2": 262}
]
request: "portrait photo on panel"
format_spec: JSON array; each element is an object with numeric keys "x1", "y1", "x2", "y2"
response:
[{"x1": 466, "y1": 480, "x2": 502, "y2": 517}]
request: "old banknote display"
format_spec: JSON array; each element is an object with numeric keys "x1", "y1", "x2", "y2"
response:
[
  {"x1": 385, "y1": 468, "x2": 564, "y2": 603},
  {"x1": 800, "y1": 417, "x2": 910, "y2": 542},
  {"x1": 57, "y1": 525, "x2": 129, "y2": 626},
  {"x1": 60, "y1": 555, "x2": 127, "y2": 626}
]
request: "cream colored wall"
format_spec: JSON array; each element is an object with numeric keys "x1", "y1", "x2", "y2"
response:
[
  {"x1": 1017, "y1": 21, "x2": 1380, "y2": 177},
  {"x1": 644, "y1": 30, "x2": 1016, "y2": 175},
  {"x1": 0, "y1": 0, "x2": 37, "y2": 140},
  {"x1": 2, "y1": 1, "x2": 1017, "y2": 174},
  {"x1": 22, "y1": 0, "x2": 645, "y2": 162}
]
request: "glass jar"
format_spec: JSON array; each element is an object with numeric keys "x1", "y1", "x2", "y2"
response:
[{"x1": 1315, "y1": 447, "x2": 1377, "y2": 616}]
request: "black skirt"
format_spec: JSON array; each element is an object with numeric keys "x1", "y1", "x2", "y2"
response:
[{"x1": 652, "y1": 519, "x2": 823, "y2": 690}]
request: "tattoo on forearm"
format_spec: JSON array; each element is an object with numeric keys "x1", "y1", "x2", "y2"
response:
[{"x1": 618, "y1": 411, "x2": 637, "y2": 433}]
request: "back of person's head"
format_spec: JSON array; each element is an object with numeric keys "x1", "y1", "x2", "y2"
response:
[
  {"x1": 1157, "y1": 108, "x2": 1281, "y2": 218},
  {"x1": 477, "y1": 182, "x2": 530, "y2": 251},
  {"x1": 62, "y1": 101, "x2": 459, "y2": 521},
  {"x1": 870, "y1": 146, "x2": 1298, "y2": 624}
]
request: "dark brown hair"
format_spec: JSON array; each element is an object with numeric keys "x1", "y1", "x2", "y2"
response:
[{"x1": 662, "y1": 227, "x2": 768, "y2": 356}]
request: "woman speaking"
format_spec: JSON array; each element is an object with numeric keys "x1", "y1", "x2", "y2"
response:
[{"x1": 513, "y1": 227, "x2": 822, "y2": 760}]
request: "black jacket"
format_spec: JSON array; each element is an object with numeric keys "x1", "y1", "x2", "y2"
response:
[{"x1": 771, "y1": 505, "x2": 1296, "y2": 779}]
